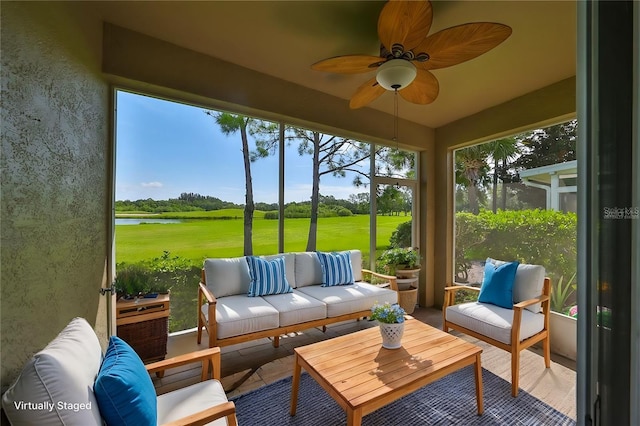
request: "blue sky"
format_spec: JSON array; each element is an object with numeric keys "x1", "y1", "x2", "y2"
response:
[{"x1": 115, "y1": 91, "x2": 368, "y2": 204}]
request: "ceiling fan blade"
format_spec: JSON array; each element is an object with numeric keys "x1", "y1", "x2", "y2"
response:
[
  {"x1": 378, "y1": 0, "x2": 433, "y2": 54},
  {"x1": 311, "y1": 55, "x2": 385, "y2": 74},
  {"x1": 413, "y1": 23, "x2": 512, "y2": 70},
  {"x1": 399, "y1": 69, "x2": 439, "y2": 105},
  {"x1": 349, "y1": 77, "x2": 386, "y2": 109}
]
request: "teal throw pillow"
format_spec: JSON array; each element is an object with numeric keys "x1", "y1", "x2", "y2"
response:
[
  {"x1": 94, "y1": 336, "x2": 157, "y2": 426},
  {"x1": 246, "y1": 256, "x2": 293, "y2": 297},
  {"x1": 478, "y1": 259, "x2": 520, "y2": 309},
  {"x1": 317, "y1": 251, "x2": 355, "y2": 287}
]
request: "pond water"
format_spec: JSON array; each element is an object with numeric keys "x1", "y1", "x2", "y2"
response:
[{"x1": 115, "y1": 218, "x2": 182, "y2": 225}]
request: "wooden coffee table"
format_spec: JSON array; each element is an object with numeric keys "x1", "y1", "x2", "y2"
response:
[{"x1": 290, "y1": 319, "x2": 483, "y2": 425}]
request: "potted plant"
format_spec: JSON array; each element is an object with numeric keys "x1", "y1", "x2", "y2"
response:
[
  {"x1": 370, "y1": 302, "x2": 406, "y2": 349},
  {"x1": 377, "y1": 248, "x2": 421, "y2": 314},
  {"x1": 378, "y1": 247, "x2": 421, "y2": 275},
  {"x1": 114, "y1": 265, "x2": 153, "y2": 300}
]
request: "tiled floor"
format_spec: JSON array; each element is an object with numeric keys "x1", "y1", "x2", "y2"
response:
[{"x1": 155, "y1": 306, "x2": 577, "y2": 420}]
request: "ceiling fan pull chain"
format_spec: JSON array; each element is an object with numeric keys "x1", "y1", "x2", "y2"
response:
[{"x1": 393, "y1": 89, "x2": 399, "y2": 144}]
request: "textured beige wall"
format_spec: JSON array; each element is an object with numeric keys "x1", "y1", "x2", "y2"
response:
[
  {"x1": 432, "y1": 78, "x2": 576, "y2": 307},
  {"x1": 1, "y1": 2, "x2": 110, "y2": 388}
]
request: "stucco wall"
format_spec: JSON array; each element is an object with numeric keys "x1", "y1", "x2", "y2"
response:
[{"x1": 1, "y1": 2, "x2": 110, "y2": 389}]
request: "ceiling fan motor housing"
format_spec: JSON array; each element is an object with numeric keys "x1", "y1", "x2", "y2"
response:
[{"x1": 376, "y1": 59, "x2": 417, "y2": 91}]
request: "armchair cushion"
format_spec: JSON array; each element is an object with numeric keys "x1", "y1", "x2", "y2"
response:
[
  {"x1": 489, "y1": 258, "x2": 546, "y2": 313},
  {"x1": 1, "y1": 317, "x2": 103, "y2": 426},
  {"x1": 156, "y1": 379, "x2": 229, "y2": 425},
  {"x1": 246, "y1": 256, "x2": 293, "y2": 297},
  {"x1": 94, "y1": 336, "x2": 157, "y2": 425},
  {"x1": 445, "y1": 302, "x2": 545, "y2": 345},
  {"x1": 317, "y1": 251, "x2": 355, "y2": 287},
  {"x1": 478, "y1": 259, "x2": 519, "y2": 309}
]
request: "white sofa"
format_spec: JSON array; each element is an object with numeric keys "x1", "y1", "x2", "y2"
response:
[
  {"x1": 2, "y1": 318, "x2": 237, "y2": 425},
  {"x1": 197, "y1": 250, "x2": 399, "y2": 348}
]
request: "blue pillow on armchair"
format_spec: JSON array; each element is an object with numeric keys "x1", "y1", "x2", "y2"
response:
[
  {"x1": 94, "y1": 336, "x2": 157, "y2": 425},
  {"x1": 478, "y1": 258, "x2": 520, "y2": 309}
]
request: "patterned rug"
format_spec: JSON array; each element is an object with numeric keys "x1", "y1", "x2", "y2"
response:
[{"x1": 231, "y1": 366, "x2": 576, "y2": 425}]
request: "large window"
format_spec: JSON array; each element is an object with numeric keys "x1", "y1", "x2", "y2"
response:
[
  {"x1": 114, "y1": 90, "x2": 419, "y2": 332},
  {"x1": 453, "y1": 120, "x2": 577, "y2": 315}
]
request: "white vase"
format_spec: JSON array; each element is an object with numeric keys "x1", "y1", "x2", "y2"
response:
[{"x1": 379, "y1": 322, "x2": 404, "y2": 349}]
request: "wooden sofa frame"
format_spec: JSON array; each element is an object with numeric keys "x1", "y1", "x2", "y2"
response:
[
  {"x1": 197, "y1": 268, "x2": 398, "y2": 349},
  {"x1": 442, "y1": 277, "x2": 551, "y2": 397}
]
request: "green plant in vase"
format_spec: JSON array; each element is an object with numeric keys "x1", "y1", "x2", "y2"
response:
[{"x1": 378, "y1": 247, "x2": 421, "y2": 275}]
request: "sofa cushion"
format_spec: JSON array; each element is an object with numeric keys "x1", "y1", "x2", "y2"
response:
[
  {"x1": 445, "y1": 302, "x2": 545, "y2": 345},
  {"x1": 157, "y1": 379, "x2": 229, "y2": 426},
  {"x1": 317, "y1": 251, "x2": 355, "y2": 286},
  {"x1": 489, "y1": 258, "x2": 546, "y2": 313},
  {"x1": 203, "y1": 256, "x2": 251, "y2": 298},
  {"x1": 1, "y1": 317, "x2": 103, "y2": 426},
  {"x1": 478, "y1": 259, "x2": 519, "y2": 309},
  {"x1": 297, "y1": 282, "x2": 397, "y2": 318},
  {"x1": 262, "y1": 290, "x2": 327, "y2": 327},
  {"x1": 262, "y1": 253, "x2": 296, "y2": 288},
  {"x1": 294, "y1": 252, "x2": 324, "y2": 288},
  {"x1": 94, "y1": 336, "x2": 157, "y2": 426},
  {"x1": 246, "y1": 256, "x2": 293, "y2": 297},
  {"x1": 203, "y1": 295, "x2": 280, "y2": 339}
]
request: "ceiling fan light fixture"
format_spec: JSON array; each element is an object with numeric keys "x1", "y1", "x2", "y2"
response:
[{"x1": 376, "y1": 59, "x2": 417, "y2": 91}]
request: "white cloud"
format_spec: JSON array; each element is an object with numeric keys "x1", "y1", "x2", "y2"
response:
[{"x1": 141, "y1": 181, "x2": 163, "y2": 188}]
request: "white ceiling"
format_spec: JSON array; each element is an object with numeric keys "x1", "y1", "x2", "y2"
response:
[{"x1": 93, "y1": 1, "x2": 576, "y2": 129}]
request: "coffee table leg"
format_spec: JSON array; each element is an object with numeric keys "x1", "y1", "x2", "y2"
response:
[
  {"x1": 474, "y1": 352, "x2": 484, "y2": 415},
  {"x1": 346, "y1": 407, "x2": 363, "y2": 426},
  {"x1": 290, "y1": 354, "x2": 301, "y2": 416}
]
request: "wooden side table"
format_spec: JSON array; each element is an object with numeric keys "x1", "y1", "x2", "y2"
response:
[{"x1": 116, "y1": 294, "x2": 170, "y2": 363}]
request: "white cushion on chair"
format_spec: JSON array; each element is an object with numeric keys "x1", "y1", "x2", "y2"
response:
[
  {"x1": 1, "y1": 318, "x2": 103, "y2": 425},
  {"x1": 262, "y1": 290, "x2": 327, "y2": 327},
  {"x1": 488, "y1": 258, "x2": 546, "y2": 313},
  {"x1": 202, "y1": 295, "x2": 279, "y2": 339},
  {"x1": 446, "y1": 302, "x2": 545, "y2": 345},
  {"x1": 157, "y1": 379, "x2": 230, "y2": 425}
]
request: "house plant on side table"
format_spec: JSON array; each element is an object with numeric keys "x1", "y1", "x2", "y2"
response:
[
  {"x1": 371, "y1": 302, "x2": 406, "y2": 349},
  {"x1": 378, "y1": 248, "x2": 421, "y2": 314}
]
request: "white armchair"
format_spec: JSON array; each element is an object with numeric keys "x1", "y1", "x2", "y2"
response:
[
  {"x1": 442, "y1": 260, "x2": 551, "y2": 397},
  {"x1": 2, "y1": 317, "x2": 237, "y2": 425}
]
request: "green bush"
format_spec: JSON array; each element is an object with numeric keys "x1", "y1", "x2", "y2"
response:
[
  {"x1": 456, "y1": 209, "x2": 577, "y2": 285},
  {"x1": 264, "y1": 211, "x2": 279, "y2": 219},
  {"x1": 389, "y1": 220, "x2": 412, "y2": 249}
]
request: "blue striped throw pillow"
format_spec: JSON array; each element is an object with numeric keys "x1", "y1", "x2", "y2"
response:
[
  {"x1": 246, "y1": 256, "x2": 293, "y2": 297},
  {"x1": 317, "y1": 251, "x2": 355, "y2": 287}
]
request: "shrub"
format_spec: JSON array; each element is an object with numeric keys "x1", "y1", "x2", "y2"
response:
[
  {"x1": 389, "y1": 220, "x2": 412, "y2": 248},
  {"x1": 264, "y1": 211, "x2": 279, "y2": 220}
]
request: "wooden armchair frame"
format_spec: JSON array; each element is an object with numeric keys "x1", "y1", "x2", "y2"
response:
[
  {"x1": 442, "y1": 278, "x2": 551, "y2": 397},
  {"x1": 146, "y1": 347, "x2": 237, "y2": 426}
]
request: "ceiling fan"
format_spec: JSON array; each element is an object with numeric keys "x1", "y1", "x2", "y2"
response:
[{"x1": 311, "y1": 0, "x2": 512, "y2": 109}]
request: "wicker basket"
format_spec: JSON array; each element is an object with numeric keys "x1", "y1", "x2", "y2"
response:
[
  {"x1": 398, "y1": 287, "x2": 418, "y2": 315},
  {"x1": 117, "y1": 317, "x2": 168, "y2": 363}
]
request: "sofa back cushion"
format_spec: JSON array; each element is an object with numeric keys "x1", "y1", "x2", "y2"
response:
[
  {"x1": 295, "y1": 250, "x2": 362, "y2": 288},
  {"x1": 203, "y1": 256, "x2": 251, "y2": 298},
  {"x1": 488, "y1": 258, "x2": 546, "y2": 313},
  {"x1": 1, "y1": 317, "x2": 103, "y2": 425}
]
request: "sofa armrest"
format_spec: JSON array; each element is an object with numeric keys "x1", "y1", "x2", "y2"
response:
[
  {"x1": 443, "y1": 285, "x2": 480, "y2": 310},
  {"x1": 146, "y1": 347, "x2": 221, "y2": 381},
  {"x1": 362, "y1": 269, "x2": 399, "y2": 291},
  {"x1": 161, "y1": 401, "x2": 237, "y2": 426}
]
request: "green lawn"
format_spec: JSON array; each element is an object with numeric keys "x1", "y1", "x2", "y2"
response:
[{"x1": 115, "y1": 214, "x2": 411, "y2": 265}]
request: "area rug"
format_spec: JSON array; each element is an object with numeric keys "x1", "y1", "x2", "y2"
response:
[{"x1": 230, "y1": 366, "x2": 576, "y2": 425}]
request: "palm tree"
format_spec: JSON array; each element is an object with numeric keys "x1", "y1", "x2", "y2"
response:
[
  {"x1": 455, "y1": 145, "x2": 489, "y2": 214},
  {"x1": 486, "y1": 137, "x2": 520, "y2": 212}
]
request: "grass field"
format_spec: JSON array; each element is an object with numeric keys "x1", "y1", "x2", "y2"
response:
[{"x1": 115, "y1": 214, "x2": 411, "y2": 264}]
